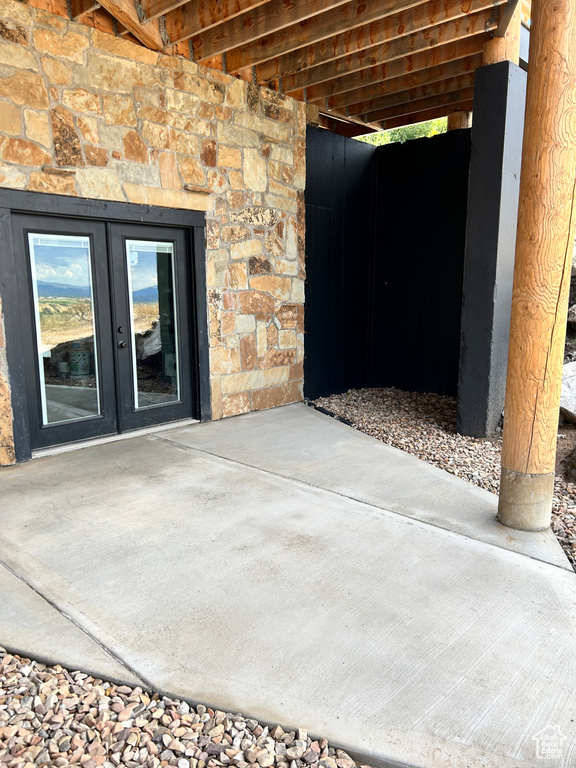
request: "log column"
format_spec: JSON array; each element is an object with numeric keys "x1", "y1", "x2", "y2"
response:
[{"x1": 498, "y1": 0, "x2": 576, "y2": 530}]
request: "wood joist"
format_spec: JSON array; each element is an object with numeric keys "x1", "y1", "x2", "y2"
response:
[{"x1": 64, "y1": 0, "x2": 520, "y2": 132}]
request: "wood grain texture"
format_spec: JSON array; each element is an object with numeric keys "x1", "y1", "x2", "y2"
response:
[
  {"x1": 447, "y1": 109, "x2": 472, "y2": 129},
  {"x1": 97, "y1": 0, "x2": 165, "y2": 49},
  {"x1": 379, "y1": 99, "x2": 474, "y2": 128},
  {"x1": 289, "y1": 32, "x2": 489, "y2": 99},
  {"x1": 254, "y1": 0, "x2": 503, "y2": 83},
  {"x1": 321, "y1": 53, "x2": 482, "y2": 110},
  {"x1": 71, "y1": 0, "x2": 100, "y2": 19},
  {"x1": 501, "y1": 0, "x2": 576, "y2": 475},
  {"x1": 363, "y1": 85, "x2": 474, "y2": 122},
  {"x1": 186, "y1": 0, "x2": 351, "y2": 56},
  {"x1": 281, "y1": 9, "x2": 496, "y2": 92},
  {"x1": 163, "y1": 0, "x2": 271, "y2": 44},
  {"x1": 483, "y1": 0, "x2": 521, "y2": 64},
  {"x1": 347, "y1": 72, "x2": 474, "y2": 117},
  {"x1": 226, "y1": 0, "x2": 426, "y2": 73}
]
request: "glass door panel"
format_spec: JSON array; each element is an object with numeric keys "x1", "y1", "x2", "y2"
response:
[
  {"x1": 125, "y1": 240, "x2": 180, "y2": 409},
  {"x1": 110, "y1": 223, "x2": 193, "y2": 432},
  {"x1": 13, "y1": 214, "x2": 117, "y2": 450},
  {"x1": 28, "y1": 233, "x2": 101, "y2": 425}
]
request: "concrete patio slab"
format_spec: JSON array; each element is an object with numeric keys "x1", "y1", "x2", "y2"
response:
[
  {"x1": 0, "y1": 561, "x2": 144, "y2": 686},
  {"x1": 161, "y1": 403, "x2": 569, "y2": 570},
  {"x1": 1, "y1": 404, "x2": 575, "y2": 768}
]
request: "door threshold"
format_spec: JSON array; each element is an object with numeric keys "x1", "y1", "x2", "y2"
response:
[{"x1": 31, "y1": 418, "x2": 200, "y2": 460}]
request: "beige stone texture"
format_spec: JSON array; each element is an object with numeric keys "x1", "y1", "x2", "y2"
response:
[
  {"x1": 243, "y1": 148, "x2": 267, "y2": 192},
  {"x1": 124, "y1": 183, "x2": 212, "y2": 211},
  {"x1": 76, "y1": 167, "x2": 123, "y2": 199},
  {"x1": 222, "y1": 392, "x2": 250, "y2": 418},
  {"x1": 221, "y1": 370, "x2": 264, "y2": 395},
  {"x1": 256, "y1": 321, "x2": 267, "y2": 357},
  {"x1": 226, "y1": 334, "x2": 239, "y2": 348},
  {"x1": 291, "y1": 278, "x2": 305, "y2": 304},
  {"x1": 0, "y1": 368, "x2": 15, "y2": 465},
  {"x1": 28, "y1": 169, "x2": 77, "y2": 194},
  {"x1": 210, "y1": 346, "x2": 241, "y2": 375},
  {"x1": 92, "y1": 28, "x2": 159, "y2": 66},
  {"x1": 230, "y1": 239, "x2": 262, "y2": 261},
  {"x1": 236, "y1": 314, "x2": 256, "y2": 334},
  {"x1": 0, "y1": 163, "x2": 25, "y2": 188},
  {"x1": 159, "y1": 152, "x2": 181, "y2": 189},
  {"x1": 0, "y1": 0, "x2": 305, "y2": 455},
  {"x1": 0, "y1": 70, "x2": 48, "y2": 109},
  {"x1": 218, "y1": 145, "x2": 242, "y2": 169},
  {"x1": 278, "y1": 329, "x2": 297, "y2": 349},
  {"x1": 221, "y1": 312, "x2": 236, "y2": 336},
  {"x1": 250, "y1": 275, "x2": 291, "y2": 302},
  {"x1": 34, "y1": 27, "x2": 89, "y2": 63},
  {"x1": 0, "y1": 137, "x2": 51, "y2": 166},
  {"x1": 84, "y1": 145, "x2": 108, "y2": 166},
  {"x1": 63, "y1": 88, "x2": 102, "y2": 115},
  {"x1": 251, "y1": 380, "x2": 302, "y2": 412},
  {"x1": 210, "y1": 376, "x2": 222, "y2": 420},
  {"x1": 41, "y1": 57, "x2": 71, "y2": 85},
  {"x1": 102, "y1": 94, "x2": 136, "y2": 126},
  {"x1": 227, "y1": 262, "x2": 248, "y2": 290},
  {"x1": 206, "y1": 249, "x2": 229, "y2": 289},
  {"x1": 0, "y1": 41, "x2": 36, "y2": 69},
  {"x1": 0, "y1": 103, "x2": 21, "y2": 136},
  {"x1": 24, "y1": 109, "x2": 50, "y2": 147},
  {"x1": 76, "y1": 116, "x2": 99, "y2": 144}
]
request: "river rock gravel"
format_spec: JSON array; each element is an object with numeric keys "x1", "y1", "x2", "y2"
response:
[
  {"x1": 312, "y1": 387, "x2": 576, "y2": 571},
  {"x1": 0, "y1": 648, "x2": 369, "y2": 768}
]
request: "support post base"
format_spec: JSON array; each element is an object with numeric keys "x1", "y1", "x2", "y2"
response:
[{"x1": 497, "y1": 468, "x2": 554, "y2": 531}]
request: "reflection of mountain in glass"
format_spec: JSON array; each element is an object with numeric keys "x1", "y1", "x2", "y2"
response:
[
  {"x1": 37, "y1": 281, "x2": 90, "y2": 298},
  {"x1": 132, "y1": 285, "x2": 159, "y2": 303}
]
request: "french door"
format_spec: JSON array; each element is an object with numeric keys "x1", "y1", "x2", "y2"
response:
[{"x1": 13, "y1": 215, "x2": 195, "y2": 450}]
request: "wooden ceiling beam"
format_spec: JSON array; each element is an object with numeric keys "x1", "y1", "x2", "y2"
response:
[
  {"x1": 364, "y1": 85, "x2": 475, "y2": 122},
  {"x1": 255, "y1": 0, "x2": 503, "y2": 83},
  {"x1": 319, "y1": 52, "x2": 482, "y2": 111},
  {"x1": 179, "y1": 0, "x2": 350, "y2": 57},
  {"x1": 294, "y1": 32, "x2": 490, "y2": 100},
  {"x1": 318, "y1": 114, "x2": 380, "y2": 137},
  {"x1": 97, "y1": 0, "x2": 165, "y2": 49},
  {"x1": 71, "y1": 0, "x2": 100, "y2": 19},
  {"x1": 282, "y1": 9, "x2": 497, "y2": 92},
  {"x1": 379, "y1": 99, "x2": 475, "y2": 129},
  {"x1": 226, "y1": 0, "x2": 426, "y2": 73},
  {"x1": 347, "y1": 71, "x2": 475, "y2": 116},
  {"x1": 163, "y1": 0, "x2": 270, "y2": 44}
]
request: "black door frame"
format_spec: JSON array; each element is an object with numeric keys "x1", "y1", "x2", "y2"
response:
[{"x1": 0, "y1": 189, "x2": 211, "y2": 463}]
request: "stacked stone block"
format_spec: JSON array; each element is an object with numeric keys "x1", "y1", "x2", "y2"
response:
[{"x1": 0, "y1": 0, "x2": 306, "y2": 461}]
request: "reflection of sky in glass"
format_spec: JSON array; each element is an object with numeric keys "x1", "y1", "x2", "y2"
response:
[
  {"x1": 33, "y1": 243, "x2": 91, "y2": 288},
  {"x1": 129, "y1": 249, "x2": 160, "y2": 296},
  {"x1": 32, "y1": 237, "x2": 161, "y2": 294}
]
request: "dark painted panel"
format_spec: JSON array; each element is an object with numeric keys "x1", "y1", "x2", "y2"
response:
[
  {"x1": 457, "y1": 62, "x2": 526, "y2": 436},
  {"x1": 304, "y1": 128, "x2": 376, "y2": 400},
  {"x1": 304, "y1": 126, "x2": 471, "y2": 400}
]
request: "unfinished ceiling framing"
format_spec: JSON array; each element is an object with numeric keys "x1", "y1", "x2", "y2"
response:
[{"x1": 58, "y1": 0, "x2": 531, "y2": 135}]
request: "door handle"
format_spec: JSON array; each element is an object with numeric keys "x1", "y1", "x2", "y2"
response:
[{"x1": 118, "y1": 341, "x2": 127, "y2": 348}]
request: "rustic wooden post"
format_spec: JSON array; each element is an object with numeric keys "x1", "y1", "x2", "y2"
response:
[
  {"x1": 483, "y1": 0, "x2": 522, "y2": 66},
  {"x1": 447, "y1": 111, "x2": 472, "y2": 130},
  {"x1": 498, "y1": 0, "x2": 576, "y2": 530}
]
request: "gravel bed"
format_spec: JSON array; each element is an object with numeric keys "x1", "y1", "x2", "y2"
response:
[
  {"x1": 313, "y1": 387, "x2": 576, "y2": 571},
  {"x1": 0, "y1": 648, "x2": 369, "y2": 768}
]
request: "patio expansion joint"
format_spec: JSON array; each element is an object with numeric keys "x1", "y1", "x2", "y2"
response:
[
  {"x1": 0, "y1": 556, "x2": 149, "y2": 688},
  {"x1": 150, "y1": 432, "x2": 573, "y2": 575}
]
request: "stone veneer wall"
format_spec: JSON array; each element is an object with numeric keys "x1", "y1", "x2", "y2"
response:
[{"x1": 0, "y1": 0, "x2": 306, "y2": 465}]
